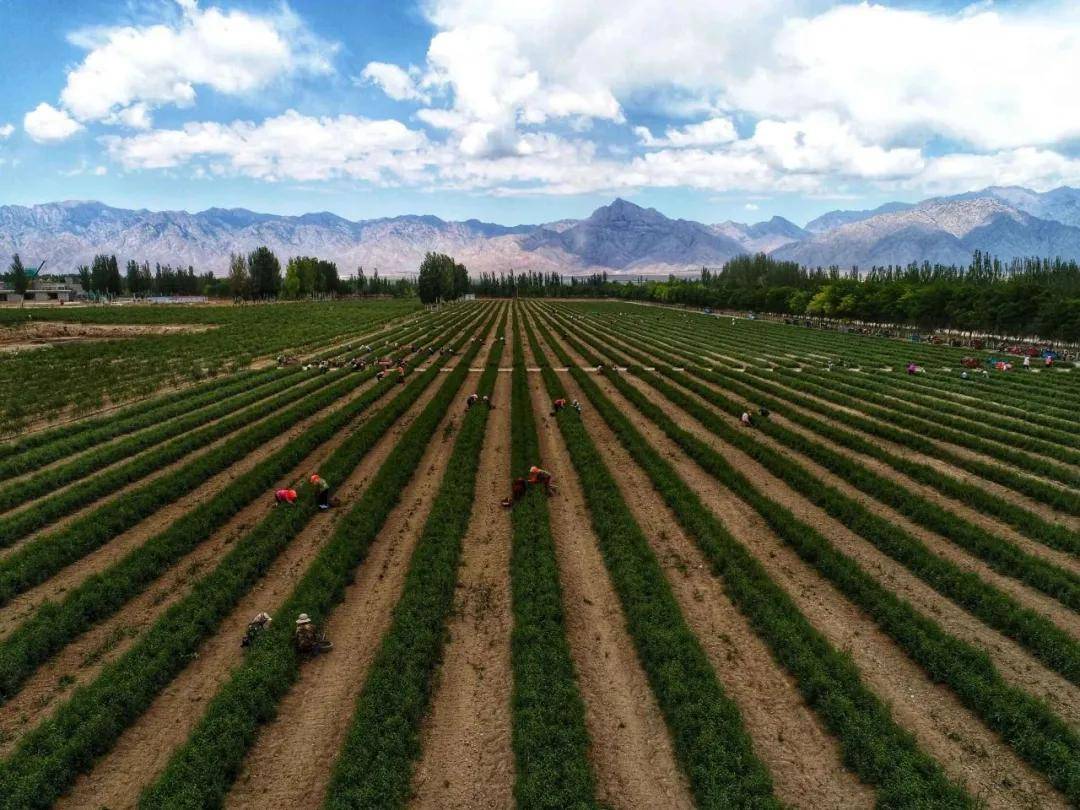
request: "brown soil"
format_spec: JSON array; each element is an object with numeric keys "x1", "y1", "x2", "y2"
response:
[
  {"x1": 224, "y1": 344, "x2": 498, "y2": 810},
  {"x1": 0, "y1": 321, "x2": 214, "y2": 353},
  {"x1": 584, "y1": 317, "x2": 1080, "y2": 534},
  {"x1": 545, "y1": 344, "x2": 874, "y2": 808},
  {"x1": 52, "y1": 333, "x2": 488, "y2": 810},
  {"x1": 521, "y1": 330, "x2": 695, "y2": 810},
  {"x1": 533, "y1": 307, "x2": 1068, "y2": 807},
  {"x1": 0, "y1": 353, "x2": 457, "y2": 754},
  {"x1": 0, "y1": 373, "x2": 378, "y2": 636},
  {"x1": 409, "y1": 355, "x2": 514, "y2": 808},
  {"x1": 586, "y1": 321, "x2": 1080, "y2": 584}
]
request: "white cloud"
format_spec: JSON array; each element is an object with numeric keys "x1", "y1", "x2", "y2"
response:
[
  {"x1": 359, "y1": 62, "x2": 429, "y2": 103},
  {"x1": 745, "y1": 202, "x2": 759, "y2": 211},
  {"x1": 93, "y1": 165, "x2": 108, "y2": 176},
  {"x1": 53, "y1": 1, "x2": 333, "y2": 128},
  {"x1": 636, "y1": 117, "x2": 737, "y2": 148},
  {"x1": 104, "y1": 110, "x2": 430, "y2": 183},
  {"x1": 24, "y1": 103, "x2": 84, "y2": 143},
  {"x1": 0, "y1": 124, "x2": 13, "y2": 139}
]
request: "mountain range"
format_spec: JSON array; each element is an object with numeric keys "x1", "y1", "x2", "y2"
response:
[{"x1": 4, "y1": 186, "x2": 1080, "y2": 277}]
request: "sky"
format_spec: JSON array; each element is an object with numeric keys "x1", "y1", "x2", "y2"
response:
[{"x1": 2, "y1": 0, "x2": 1080, "y2": 227}]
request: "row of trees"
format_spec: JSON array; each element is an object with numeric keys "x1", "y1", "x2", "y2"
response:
[
  {"x1": 416, "y1": 252, "x2": 469, "y2": 304},
  {"x1": 471, "y1": 253, "x2": 1080, "y2": 341}
]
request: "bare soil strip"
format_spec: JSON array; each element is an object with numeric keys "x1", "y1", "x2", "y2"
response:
[
  {"x1": 523, "y1": 341, "x2": 694, "y2": 810},
  {"x1": 540, "y1": 316, "x2": 1066, "y2": 807},
  {"x1": 49, "y1": 360, "x2": 477, "y2": 810},
  {"x1": 224, "y1": 370, "x2": 487, "y2": 810},
  {"x1": 551, "y1": 360, "x2": 874, "y2": 808},
  {"x1": 0, "y1": 367, "x2": 443, "y2": 750},
  {"x1": 0, "y1": 373, "x2": 382, "y2": 636},
  {"x1": 408, "y1": 362, "x2": 515, "y2": 808}
]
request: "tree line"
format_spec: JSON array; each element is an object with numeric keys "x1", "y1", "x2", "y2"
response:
[
  {"x1": 471, "y1": 252, "x2": 1080, "y2": 341},
  {"x1": 5, "y1": 247, "x2": 415, "y2": 301}
]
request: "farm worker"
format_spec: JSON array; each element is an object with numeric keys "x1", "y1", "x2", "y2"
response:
[
  {"x1": 398, "y1": 365, "x2": 406, "y2": 384},
  {"x1": 274, "y1": 488, "x2": 297, "y2": 506},
  {"x1": 1023, "y1": 355, "x2": 1031, "y2": 368},
  {"x1": 294, "y1": 614, "x2": 331, "y2": 655},
  {"x1": 551, "y1": 398, "x2": 568, "y2": 415},
  {"x1": 1045, "y1": 355, "x2": 1053, "y2": 367},
  {"x1": 311, "y1": 474, "x2": 331, "y2": 510},
  {"x1": 961, "y1": 371, "x2": 969, "y2": 380},
  {"x1": 740, "y1": 411, "x2": 753, "y2": 427},
  {"x1": 906, "y1": 363, "x2": 917, "y2": 375},
  {"x1": 466, "y1": 393, "x2": 479, "y2": 410},
  {"x1": 528, "y1": 465, "x2": 556, "y2": 496},
  {"x1": 376, "y1": 370, "x2": 387, "y2": 381},
  {"x1": 482, "y1": 395, "x2": 493, "y2": 409},
  {"x1": 242, "y1": 612, "x2": 272, "y2": 648},
  {"x1": 501, "y1": 477, "x2": 528, "y2": 508},
  {"x1": 572, "y1": 399, "x2": 582, "y2": 413},
  {"x1": 758, "y1": 406, "x2": 771, "y2": 419}
]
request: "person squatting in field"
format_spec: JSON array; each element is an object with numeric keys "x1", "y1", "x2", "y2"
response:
[
  {"x1": 310, "y1": 473, "x2": 331, "y2": 510},
  {"x1": 274, "y1": 488, "x2": 298, "y2": 506},
  {"x1": 242, "y1": 612, "x2": 272, "y2": 647},
  {"x1": 528, "y1": 465, "x2": 557, "y2": 496},
  {"x1": 294, "y1": 613, "x2": 332, "y2": 655}
]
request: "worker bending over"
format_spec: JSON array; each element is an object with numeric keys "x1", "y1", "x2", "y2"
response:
[
  {"x1": 242, "y1": 612, "x2": 272, "y2": 648},
  {"x1": 529, "y1": 465, "x2": 557, "y2": 496},
  {"x1": 466, "y1": 393, "x2": 479, "y2": 410},
  {"x1": 274, "y1": 488, "x2": 298, "y2": 506},
  {"x1": 311, "y1": 474, "x2": 331, "y2": 510},
  {"x1": 501, "y1": 477, "x2": 528, "y2": 508},
  {"x1": 294, "y1": 613, "x2": 332, "y2": 656},
  {"x1": 551, "y1": 398, "x2": 568, "y2": 415}
]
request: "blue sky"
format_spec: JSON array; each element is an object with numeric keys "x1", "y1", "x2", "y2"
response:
[{"x1": 1, "y1": 0, "x2": 1078, "y2": 226}]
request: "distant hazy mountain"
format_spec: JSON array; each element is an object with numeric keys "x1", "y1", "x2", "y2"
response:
[
  {"x1": 712, "y1": 215, "x2": 808, "y2": 253},
  {"x1": 804, "y1": 202, "x2": 915, "y2": 234},
  {"x1": 773, "y1": 195, "x2": 1080, "y2": 268},
  {"x1": 5, "y1": 186, "x2": 1080, "y2": 276}
]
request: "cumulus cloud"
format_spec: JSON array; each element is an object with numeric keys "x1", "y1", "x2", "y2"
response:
[
  {"x1": 636, "y1": 117, "x2": 738, "y2": 148},
  {"x1": 32, "y1": 0, "x2": 333, "y2": 136},
  {"x1": 104, "y1": 110, "x2": 430, "y2": 183},
  {"x1": 0, "y1": 124, "x2": 13, "y2": 139},
  {"x1": 359, "y1": 62, "x2": 429, "y2": 103},
  {"x1": 24, "y1": 103, "x2": 84, "y2": 142}
]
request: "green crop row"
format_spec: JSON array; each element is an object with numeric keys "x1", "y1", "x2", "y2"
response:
[
  {"x1": 137, "y1": 306, "x2": 499, "y2": 809},
  {"x1": 530, "y1": 306, "x2": 1080, "y2": 802},
  {"x1": 544, "y1": 307, "x2": 1080, "y2": 684},
  {"x1": 520, "y1": 313, "x2": 780, "y2": 809},
  {"x1": 573, "y1": 307, "x2": 1080, "y2": 527},
  {"x1": 0, "y1": 304, "x2": 491, "y2": 810},
  {"x1": 527, "y1": 307, "x2": 972, "y2": 807},
  {"x1": 0, "y1": 369, "x2": 272, "y2": 479},
  {"x1": 505, "y1": 310, "x2": 597, "y2": 809},
  {"x1": 0, "y1": 307, "x2": 456, "y2": 513},
  {"x1": 321, "y1": 312, "x2": 506, "y2": 809},
  {"x1": 594, "y1": 302, "x2": 1079, "y2": 430},
  {"x1": 0, "y1": 307, "x2": 481, "y2": 704},
  {"x1": 554, "y1": 309, "x2": 1080, "y2": 593},
  {"x1": 619, "y1": 308, "x2": 1080, "y2": 469},
  {"x1": 0, "y1": 306, "x2": 479, "y2": 607},
  {"x1": 0, "y1": 298, "x2": 419, "y2": 429}
]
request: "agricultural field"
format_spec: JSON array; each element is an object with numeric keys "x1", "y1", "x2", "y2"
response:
[{"x1": 0, "y1": 296, "x2": 1077, "y2": 809}]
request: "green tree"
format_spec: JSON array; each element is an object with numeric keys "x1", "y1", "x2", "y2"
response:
[
  {"x1": 247, "y1": 246, "x2": 281, "y2": 298},
  {"x1": 90, "y1": 254, "x2": 109, "y2": 295},
  {"x1": 106, "y1": 255, "x2": 123, "y2": 296},
  {"x1": 417, "y1": 252, "x2": 453, "y2": 304},
  {"x1": 7, "y1": 254, "x2": 28, "y2": 295},
  {"x1": 282, "y1": 261, "x2": 302, "y2": 299},
  {"x1": 77, "y1": 264, "x2": 91, "y2": 294},
  {"x1": 227, "y1": 253, "x2": 250, "y2": 299}
]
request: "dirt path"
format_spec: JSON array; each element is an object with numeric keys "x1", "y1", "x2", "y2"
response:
[
  {"x1": 0, "y1": 373, "x2": 380, "y2": 637},
  {"x1": 547, "y1": 352, "x2": 874, "y2": 808},
  {"x1": 587, "y1": 324, "x2": 1080, "y2": 597},
  {"x1": 0, "y1": 363, "x2": 450, "y2": 751},
  {"x1": 592, "y1": 321, "x2": 1080, "y2": 538},
  {"x1": 521, "y1": 333, "x2": 694, "y2": 810},
  {"x1": 409, "y1": 367, "x2": 515, "y2": 809},
  {"x1": 50, "y1": 359, "x2": 481, "y2": 810},
  {"x1": 224, "y1": 370, "x2": 493, "y2": 809},
  {"x1": 590, "y1": 320, "x2": 1079, "y2": 529},
  {"x1": 534, "y1": 310, "x2": 1067, "y2": 808}
]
